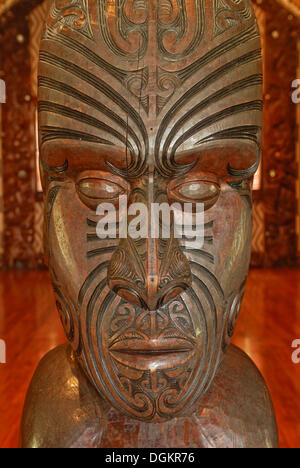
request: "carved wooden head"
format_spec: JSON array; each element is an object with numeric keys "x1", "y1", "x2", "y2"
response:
[{"x1": 39, "y1": 0, "x2": 262, "y2": 422}]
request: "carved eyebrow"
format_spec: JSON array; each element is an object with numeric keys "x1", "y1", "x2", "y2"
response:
[
  {"x1": 39, "y1": 129, "x2": 146, "y2": 179},
  {"x1": 170, "y1": 100, "x2": 262, "y2": 158},
  {"x1": 196, "y1": 125, "x2": 261, "y2": 147},
  {"x1": 155, "y1": 52, "x2": 261, "y2": 175},
  {"x1": 38, "y1": 77, "x2": 142, "y2": 156},
  {"x1": 198, "y1": 124, "x2": 262, "y2": 178},
  {"x1": 39, "y1": 51, "x2": 148, "y2": 179},
  {"x1": 227, "y1": 158, "x2": 260, "y2": 179},
  {"x1": 41, "y1": 157, "x2": 69, "y2": 174},
  {"x1": 162, "y1": 75, "x2": 262, "y2": 159},
  {"x1": 40, "y1": 126, "x2": 115, "y2": 147}
]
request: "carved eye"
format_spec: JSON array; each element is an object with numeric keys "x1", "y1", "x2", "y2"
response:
[
  {"x1": 78, "y1": 179, "x2": 124, "y2": 199},
  {"x1": 76, "y1": 172, "x2": 128, "y2": 210},
  {"x1": 168, "y1": 180, "x2": 220, "y2": 208},
  {"x1": 178, "y1": 182, "x2": 219, "y2": 200}
]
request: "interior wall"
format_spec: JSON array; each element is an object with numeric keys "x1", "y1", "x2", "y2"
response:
[
  {"x1": 253, "y1": 0, "x2": 299, "y2": 267},
  {"x1": 0, "y1": 0, "x2": 44, "y2": 269}
]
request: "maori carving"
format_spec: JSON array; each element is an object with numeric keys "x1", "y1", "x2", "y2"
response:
[
  {"x1": 222, "y1": 281, "x2": 246, "y2": 351},
  {"x1": 21, "y1": 0, "x2": 278, "y2": 447},
  {"x1": 52, "y1": 269, "x2": 81, "y2": 355},
  {"x1": 37, "y1": 0, "x2": 262, "y2": 422},
  {"x1": 157, "y1": 0, "x2": 205, "y2": 62},
  {"x1": 252, "y1": 0, "x2": 299, "y2": 267},
  {"x1": 2, "y1": 1, "x2": 299, "y2": 273},
  {"x1": 46, "y1": 0, "x2": 94, "y2": 41},
  {"x1": 98, "y1": 0, "x2": 148, "y2": 59},
  {"x1": 0, "y1": 0, "x2": 44, "y2": 269},
  {"x1": 214, "y1": 0, "x2": 254, "y2": 37}
]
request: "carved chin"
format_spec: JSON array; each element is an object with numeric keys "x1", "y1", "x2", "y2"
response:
[{"x1": 76, "y1": 275, "x2": 227, "y2": 422}]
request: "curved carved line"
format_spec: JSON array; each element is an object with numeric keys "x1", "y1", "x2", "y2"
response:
[
  {"x1": 39, "y1": 76, "x2": 143, "y2": 159},
  {"x1": 162, "y1": 73, "x2": 262, "y2": 159},
  {"x1": 170, "y1": 100, "x2": 263, "y2": 159},
  {"x1": 40, "y1": 126, "x2": 113, "y2": 147},
  {"x1": 41, "y1": 157, "x2": 69, "y2": 173},
  {"x1": 40, "y1": 51, "x2": 148, "y2": 177},
  {"x1": 228, "y1": 157, "x2": 260, "y2": 178},
  {"x1": 189, "y1": 262, "x2": 225, "y2": 299},
  {"x1": 98, "y1": 0, "x2": 148, "y2": 59},
  {"x1": 86, "y1": 246, "x2": 118, "y2": 259},
  {"x1": 44, "y1": 30, "x2": 149, "y2": 111},
  {"x1": 191, "y1": 274, "x2": 218, "y2": 339},
  {"x1": 78, "y1": 261, "x2": 110, "y2": 306},
  {"x1": 39, "y1": 101, "x2": 136, "y2": 159},
  {"x1": 155, "y1": 49, "x2": 261, "y2": 176},
  {"x1": 177, "y1": 25, "x2": 259, "y2": 83},
  {"x1": 182, "y1": 247, "x2": 214, "y2": 264},
  {"x1": 45, "y1": 28, "x2": 128, "y2": 83},
  {"x1": 197, "y1": 124, "x2": 261, "y2": 146},
  {"x1": 157, "y1": 0, "x2": 205, "y2": 62}
]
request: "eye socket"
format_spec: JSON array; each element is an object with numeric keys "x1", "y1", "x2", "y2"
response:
[
  {"x1": 76, "y1": 172, "x2": 128, "y2": 210},
  {"x1": 168, "y1": 179, "x2": 220, "y2": 208},
  {"x1": 178, "y1": 182, "x2": 219, "y2": 200},
  {"x1": 78, "y1": 179, "x2": 125, "y2": 200}
]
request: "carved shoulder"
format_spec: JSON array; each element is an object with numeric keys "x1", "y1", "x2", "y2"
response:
[
  {"x1": 20, "y1": 344, "x2": 106, "y2": 448},
  {"x1": 20, "y1": 344, "x2": 278, "y2": 449},
  {"x1": 194, "y1": 345, "x2": 279, "y2": 448}
]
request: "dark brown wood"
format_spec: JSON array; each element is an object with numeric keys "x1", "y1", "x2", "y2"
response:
[
  {"x1": 19, "y1": 0, "x2": 278, "y2": 447},
  {"x1": 1, "y1": 269, "x2": 299, "y2": 448}
]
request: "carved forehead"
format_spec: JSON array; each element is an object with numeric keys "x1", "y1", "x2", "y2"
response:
[{"x1": 39, "y1": 0, "x2": 262, "y2": 178}]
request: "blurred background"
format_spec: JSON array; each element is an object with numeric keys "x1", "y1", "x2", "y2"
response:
[{"x1": 0, "y1": 0, "x2": 300, "y2": 448}]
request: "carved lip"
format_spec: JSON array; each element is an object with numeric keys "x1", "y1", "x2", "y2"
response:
[
  {"x1": 109, "y1": 338, "x2": 194, "y2": 353},
  {"x1": 109, "y1": 339, "x2": 195, "y2": 370}
]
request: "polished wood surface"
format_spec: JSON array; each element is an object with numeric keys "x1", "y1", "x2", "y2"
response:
[
  {"x1": 0, "y1": 271, "x2": 65, "y2": 448},
  {"x1": 0, "y1": 268, "x2": 299, "y2": 448},
  {"x1": 36, "y1": 0, "x2": 265, "y2": 435}
]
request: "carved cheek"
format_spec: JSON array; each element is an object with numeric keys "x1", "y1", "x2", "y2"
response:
[
  {"x1": 47, "y1": 182, "x2": 91, "y2": 302},
  {"x1": 213, "y1": 189, "x2": 252, "y2": 294}
]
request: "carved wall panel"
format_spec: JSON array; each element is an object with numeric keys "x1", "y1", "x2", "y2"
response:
[
  {"x1": 252, "y1": 0, "x2": 300, "y2": 267},
  {"x1": 0, "y1": 0, "x2": 44, "y2": 268}
]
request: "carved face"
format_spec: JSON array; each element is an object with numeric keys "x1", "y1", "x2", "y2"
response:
[{"x1": 39, "y1": 0, "x2": 262, "y2": 422}]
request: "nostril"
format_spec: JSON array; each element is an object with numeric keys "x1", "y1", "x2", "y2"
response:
[
  {"x1": 111, "y1": 286, "x2": 148, "y2": 310},
  {"x1": 158, "y1": 283, "x2": 191, "y2": 309},
  {"x1": 108, "y1": 244, "x2": 148, "y2": 308}
]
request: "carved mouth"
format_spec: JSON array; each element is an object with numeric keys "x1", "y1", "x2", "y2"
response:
[{"x1": 109, "y1": 339, "x2": 195, "y2": 370}]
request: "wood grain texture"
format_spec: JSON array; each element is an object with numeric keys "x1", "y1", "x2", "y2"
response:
[
  {"x1": 0, "y1": 0, "x2": 299, "y2": 270},
  {"x1": 0, "y1": 269, "x2": 299, "y2": 448},
  {"x1": 0, "y1": 271, "x2": 65, "y2": 448},
  {"x1": 34, "y1": 0, "x2": 266, "y2": 433}
]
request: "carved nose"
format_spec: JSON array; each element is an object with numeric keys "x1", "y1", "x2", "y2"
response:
[{"x1": 108, "y1": 237, "x2": 192, "y2": 310}]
